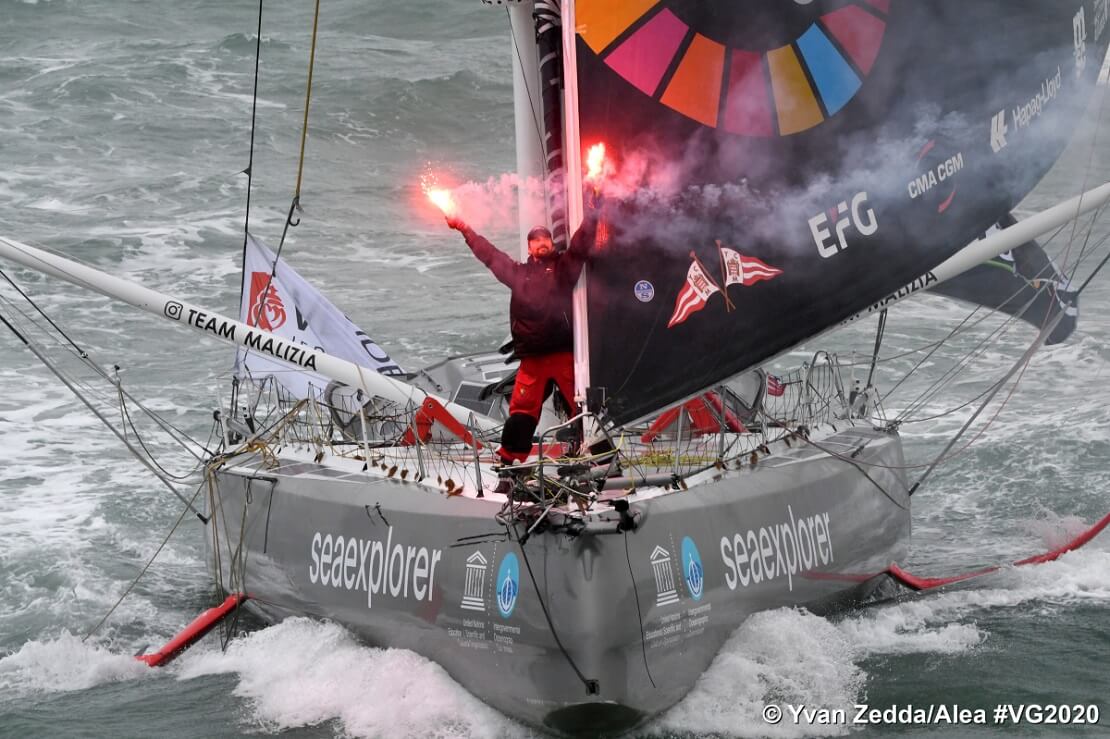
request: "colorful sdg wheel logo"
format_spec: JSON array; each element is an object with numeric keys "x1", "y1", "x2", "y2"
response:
[{"x1": 577, "y1": 0, "x2": 890, "y2": 136}]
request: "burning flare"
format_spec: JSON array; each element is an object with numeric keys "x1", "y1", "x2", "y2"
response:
[
  {"x1": 421, "y1": 173, "x2": 458, "y2": 217},
  {"x1": 426, "y1": 187, "x2": 456, "y2": 216},
  {"x1": 585, "y1": 142, "x2": 607, "y2": 184}
]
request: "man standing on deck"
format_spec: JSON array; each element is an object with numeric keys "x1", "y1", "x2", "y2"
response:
[{"x1": 446, "y1": 215, "x2": 595, "y2": 480}]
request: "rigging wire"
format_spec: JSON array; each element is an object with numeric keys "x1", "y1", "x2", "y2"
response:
[
  {"x1": 242, "y1": 0, "x2": 322, "y2": 373},
  {"x1": 237, "y1": 0, "x2": 265, "y2": 315},
  {"x1": 82, "y1": 480, "x2": 206, "y2": 642},
  {"x1": 0, "y1": 283, "x2": 215, "y2": 462},
  {"x1": 841, "y1": 218, "x2": 1078, "y2": 371},
  {"x1": 1077, "y1": 243, "x2": 1110, "y2": 294},
  {"x1": 0, "y1": 302, "x2": 208, "y2": 520},
  {"x1": 878, "y1": 83, "x2": 1110, "y2": 420},
  {"x1": 908, "y1": 310, "x2": 1063, "y2": 495},
  {"x1": 0, "y1": 267, "x2": 88, "y2": 359},
  {"x1": 893, "y1": 291, "x2": 1039, "y2": 424},
  {"x1": 886, "y1": 216, "x2": 1110, "y2": 425},
  {"x1": 293, "y1": 0, "x2": 322, "y2": 206},
  {"x1": 870, "y1": 105, "x2": 1110, "y2": 485},
  {"x1": 864, "y1": 308, "x2": 886, "y2": 391},
  {"x1": 624, "y1": 531, "x2": 657, "y2": 689},
  {"x1": 513, "y1": 530, "x2": 600, "y2": 696},
  {"x1": 1056, "y1": 75, "x2": 1110, "y2": 285},
  {"x1": 505, "y1": 7, "x2": 547, "y2": 164}
]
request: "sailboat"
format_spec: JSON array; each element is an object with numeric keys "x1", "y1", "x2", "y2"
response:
[{"x1": 2, "y1": 0, "x2": 1109, "y2": 734}]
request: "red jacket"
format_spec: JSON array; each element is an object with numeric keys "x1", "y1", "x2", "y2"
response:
[{"x1": 463, "y1": 222, "x2": 594, "y2": 357}]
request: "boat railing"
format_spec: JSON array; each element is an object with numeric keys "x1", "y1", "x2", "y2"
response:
[{"x1": 222, "y1": 351, "x2": 867, "y2": 497}]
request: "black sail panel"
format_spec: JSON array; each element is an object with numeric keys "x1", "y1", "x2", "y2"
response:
[
  {"x1": 929, "y1": 215, "x2": 1079, "y2": 345},
  {"x1": 574, "y1": 0, "x2": 1109, "y2": 425}
]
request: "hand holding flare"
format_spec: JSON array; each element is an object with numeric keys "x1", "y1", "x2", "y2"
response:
[
  {"x1": 584, "y1": 142, "x2": 606, "y2": 209},
  {"x1": 422, "y1": 175, "x2": 466, "y2": 230},
  {"x1": 584, "y1": 142, "x2": 610, "y2": 246}
]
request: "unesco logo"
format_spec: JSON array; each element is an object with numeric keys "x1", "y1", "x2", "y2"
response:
[
  {"x1": 634, "y1": 280, "x2": 655, "y2": 302},
  {"x1": 496, "y1": 552, "x2": 519, "y2": 618},
  {"x1": 681, "y1": 536, "x2": 704, "y2": 601}
]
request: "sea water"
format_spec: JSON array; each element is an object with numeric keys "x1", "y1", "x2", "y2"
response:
[{"x1": 1, "y1": 1, "x2": 1109, "y2": 737}]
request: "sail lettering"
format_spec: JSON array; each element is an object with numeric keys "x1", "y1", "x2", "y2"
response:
[
  {"x1": 810, "y1": 192, "x2": 878, "y2": 258},
  {"x1": 1012, "y1": 67, "x2": 1061, "y2": 129},
  {"x1": 186, "y1": 308, "x2": 236, "y2": 341},
  {"x1": 1075, "y1": 7, "x2": 1088, "y2": 78},
  {"x1": 295, "y1": 307, "x2": 310, "y2": 331},
  {"x1": 907, "y1": 153, "x2": 964, "y2": 199},
  {"x1": 870, "y1": 272, "x2": 938, "y2": 311},
  {"x1": 356, "y1": 330, "x2": 404, "y2": 375}
]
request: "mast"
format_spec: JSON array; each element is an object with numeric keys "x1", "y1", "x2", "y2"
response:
[
  {"x1": 535, "y1": 0, "x2": 567, "y2": 251},
  {"x1": 505, "y1": 0, "x2": 547, "y2": 259},
  {"x1": 560, "y1": 0, "x2": 590, "y2": 407},
  {"x1": 0, "y1": 236, "x2": 495, "y2": 431}
]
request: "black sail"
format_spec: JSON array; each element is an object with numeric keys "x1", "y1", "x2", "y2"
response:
[
  {"x1": 572, "y1": 0, "x2": 1109, "y2": 425},
  {"x1": 929, "y1": 215, "x2": 1078, "y2": 345}
]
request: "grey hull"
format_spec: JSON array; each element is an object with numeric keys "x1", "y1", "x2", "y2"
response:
[{"x1": 207, "y1": 425, "x2": 909, "y2": 733}]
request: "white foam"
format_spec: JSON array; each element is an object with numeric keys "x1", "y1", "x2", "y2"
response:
[
  {"x1": 834, "y1": 602, "x2": 985, "y2": 656},
  {"x1": 0, "y1": 631, "x2": 150, "y2": 698},
  {"x1": 655, "y1": 609, "x2": 863, "y2": 738},
  {"x1": 653, "y1": 534, "x2": 1110, "y2": 736},
  {"x1": 175, "y1": 618, "x2": 524, "y2": 738}
]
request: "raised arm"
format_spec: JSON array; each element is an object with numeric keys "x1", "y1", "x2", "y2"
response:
[
  {"x1": 447, "y1": 216, "x2": 518, "y2": 289},
  {"x1": 558, "y1": 212, "x2": 598, "y2": 285}
]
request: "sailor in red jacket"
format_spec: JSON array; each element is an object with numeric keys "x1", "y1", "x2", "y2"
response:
[{"x1": 446, "y1": 215, "x2": 595, "y2": 467}]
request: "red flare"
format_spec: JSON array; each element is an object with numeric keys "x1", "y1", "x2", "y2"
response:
[
  {"x1": 585, "y1": 142, "x2": 606, "y2": 183},
  {"x1": 421, "y1": 172, "x2": 458, "y2": 217},
  {"x1": 426, "y1": 187, "x2": 457, "y2": 216}
]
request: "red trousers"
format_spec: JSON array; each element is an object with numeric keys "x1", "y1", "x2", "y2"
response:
[
  {"x1": 508, "y1": 352, "x2": 575, "y2": 418},
  {"x1": 498, "y1": 351, "x2": 575, "y2": 463}
]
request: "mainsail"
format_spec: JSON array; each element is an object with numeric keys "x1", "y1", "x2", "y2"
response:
[{"x1": 566, "y1": 0, "x2": 1109, "y2": 425}]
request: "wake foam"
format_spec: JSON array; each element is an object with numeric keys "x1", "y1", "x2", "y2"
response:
[
  {"x1": 175, "y1": 618, "x2": 524, "y2": 739},
  {"x1": 0, "y1": 631, "x2": 149, "y2": 698},
  {"x1": 653, "y1": 609, "x2": 864, "y2": 738}
]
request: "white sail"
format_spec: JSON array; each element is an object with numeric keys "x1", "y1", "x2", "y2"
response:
[{"x1": 238, "y1": 234, "x2": 402, "y2": 399}]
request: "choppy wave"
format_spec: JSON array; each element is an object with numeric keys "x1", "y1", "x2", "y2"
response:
[
  {"x1": 2, "y1": 0, "x2": 1110, "y2": 736},
  {"x1": 175, "y1": 618, "x2": 525, "y2": 739}
]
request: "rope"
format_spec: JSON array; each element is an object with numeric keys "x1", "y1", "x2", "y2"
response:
[
  {"x1": 0, "y1": 304, "x2": 208, "y2": 520},
  {"x1": 0, "y1": 270, "x2": 216, "y2": 459},
  {"x1": 237, "y1": 0, "x2": 266, "y2": 319},
  {"x1": 908, "y1": 310, "x2": 1063, "y2": 495},
  {"x1": 82, "y1": 481, "x2": 205, "y2": 642},
  {"x1": 293, "y1": 0, "x2": 322, "y2": 203},
  {"x1": 514, "y1": 532, "x2": 599, "y2": 696},
  {"x1": 864, "y1": 308, "x2": 886, "y2": 390},
  {"x1": 243, "y1": 0, "x2": 322, "y2": 364},
  {"x1": 505, "y1": 7, "x2": 547, "y2": 162},
  {"x1": 624, "y1": 530, "x2": 656, "y2": 689},
  {"x1": 0, "y1": 267, "x2": 87, "y2": 359}
]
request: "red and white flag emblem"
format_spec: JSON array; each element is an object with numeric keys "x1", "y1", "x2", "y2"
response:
[
  {"x1": 247, "y1": 272, "x2": 287, "y2": 330},
  {"x1": 668, "y1": 258, "x2": 722, "y2": 328},
  {"x1": 766, "y1": 374, "x2": 786, "y2": 397},
  {"x1": 719, "y1": 246, "x2": 782, "y2": 287}
]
